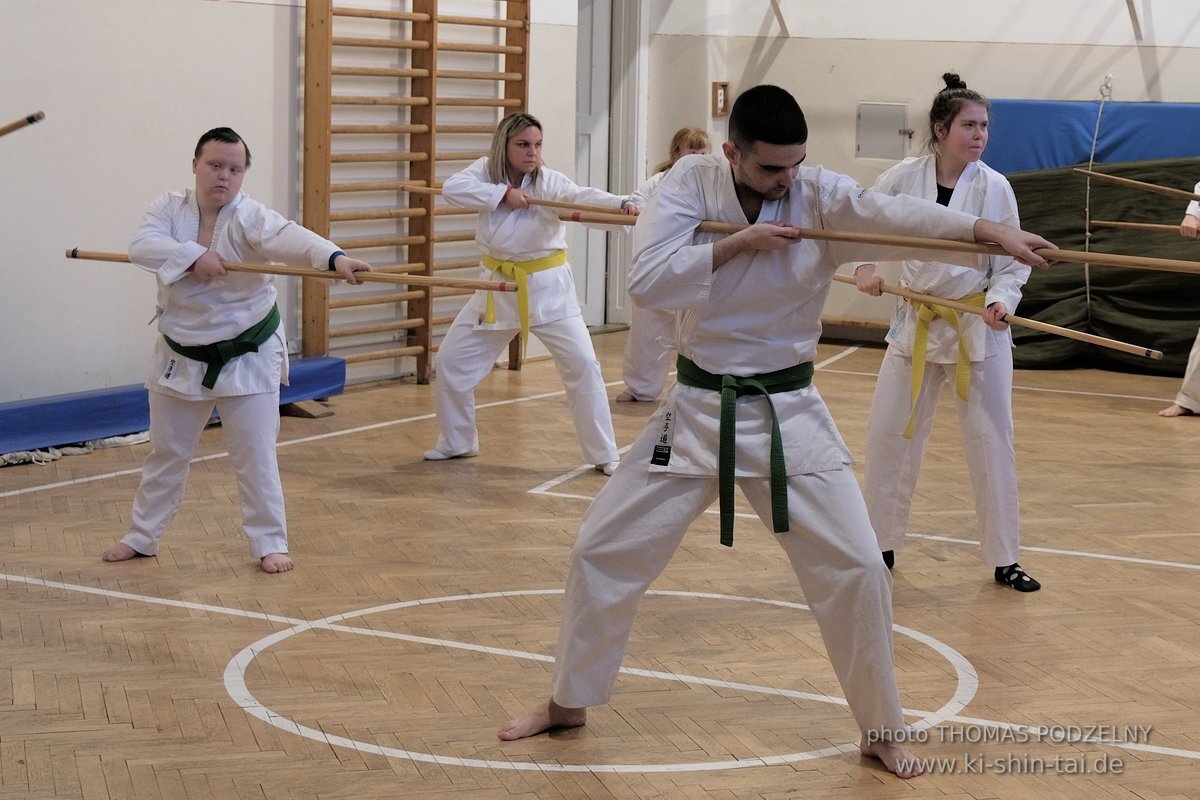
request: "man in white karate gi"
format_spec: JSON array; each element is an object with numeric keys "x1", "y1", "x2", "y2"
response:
[{"x1": 498, "y1": 85, "x2": 1055, "y2": 778}]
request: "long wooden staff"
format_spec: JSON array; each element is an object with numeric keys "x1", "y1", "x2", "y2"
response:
[
  {"x1": 1074, "y1": 168, "x2": 1200, "y2": 204},
  {"x1": 550, "y1": 208, "x2": 1200, "y2": 277},
  {"x1": 1091, "y1": 219, "x2": 1183, "y2": 234},
  {"x1": 64, "y1": 249, "x2": 517, "y2": 293},
  {"x1": 400, "y1": 183, "x2": 1200, "y2": 277},
  {"x1": 0, "y1": 111, "x2": 45, "y2": 138},
  {"x1": 831, "y1": 274, "x2": 1162, "y2": 360}
]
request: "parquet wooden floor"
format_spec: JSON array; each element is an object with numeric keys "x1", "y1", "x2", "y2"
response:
[{"x1": 2, "y1": 329, "x2": 1198, "y2": 800}]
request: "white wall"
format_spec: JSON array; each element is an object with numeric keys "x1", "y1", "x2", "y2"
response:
[
  {"x1": 0, "y1": 0, "x2": 580, "y2": 403},
  {"x1": 5, "y1": 0, "x2": 1199, "y2": 403},
  {"x1": 641, "y1": 0, "x2": 1200, "y2": 325}
]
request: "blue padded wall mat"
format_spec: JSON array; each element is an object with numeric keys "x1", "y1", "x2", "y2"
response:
[
  {"x1": 984, "y1": 99, "x2": 1200, "y2": 174},
  {"x1": 0, "y1": 356, "x2": 345, "y2": 454}
]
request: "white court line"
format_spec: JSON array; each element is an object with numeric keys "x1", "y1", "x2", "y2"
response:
[{"x1": 4, "y1": 570, "x2": 1196, "y2": 766}]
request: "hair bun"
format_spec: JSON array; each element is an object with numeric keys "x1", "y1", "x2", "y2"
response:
[{"x1": 942, "y1": 72, "x2": 967, "y2": 90}]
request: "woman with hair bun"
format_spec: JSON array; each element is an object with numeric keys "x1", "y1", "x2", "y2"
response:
[{"x1": 853, "y1": 73, "x2": 1040, "y2": 592}]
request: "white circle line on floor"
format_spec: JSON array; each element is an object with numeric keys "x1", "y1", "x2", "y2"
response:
[{"x1": 221, "y1": 588, "x2": 976, "y2": 773}]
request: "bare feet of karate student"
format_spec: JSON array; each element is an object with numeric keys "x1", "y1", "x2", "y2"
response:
[
  {"x1": 497, "y1": 698, "x2": 587, "y2": 741},
  {"x1": 101, "y1": 542, "x2": 147, "y2": 562},
  {"x1": 615, "y1": 389, "x2": 639, "y2": 402},
  {"x1": 1159, "y1": 403, "x2": 1195, "y2": 417},
  {"x1": 860, "y1": 733, "x2": 923, "y2": 779},
  {"x1": 260, "y1": 553, "x2": 294, "y2": 573}
]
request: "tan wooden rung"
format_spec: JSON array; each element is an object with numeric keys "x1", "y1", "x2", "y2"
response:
[
  {"x1": 330, "y1": 290, "x2": 424, "y2": 309},
  {"x1": 332, "y1": 6, "x2": 431, "y2": 23},
  {"x1": 331, "y1": 123, "x2": 429, "y2": 134},
  {"x1": 330, "y1": 208, "x2": 427, "y2": 223},
  {"x1": 343, "y1": 345, "x2": 426, "y2": 363},
  {"x1": 332, "y1": 36, "x2": 431, "y2": 50},
  {"x1": 436, "y1": 97, "x2": 521, "y2": 108},
  {"x1": 431, "y1": 232, "x2": 476, "y2": 244},
  {"x1": 438, "y1": 41, "x2": 523, "y2": 55},
  {"x1": 436, "y1": 123, "x2": 502, "y2": 134},
  {"x1": 331, "y1": 318, "x2": 426, "y2": 338},
  {"x1": 330, "y1": 151, "x2": 429, "y2": 163},
  {"x1": 338, "y1": 234, "x2": 425, "y2": 249},
  {"x1": 435, "y1": 207, "x2": 476, "y2": 217},
  {"x1": 333, "y1": 95, "x2": 431, "y2": 106},
  {"x1": 333, "y1": 66, "x2": 430, "y2": 79},
  {"x1": 435, "y1": 257, "x2": 483, "y2": 270},
  {"x1": 332, "y1": 180, "x2": 427, "y2": 193},
  {"x1": 435, "y1": 150, "x2": 489, "y2": 162},
  {"x1": 438, "y1": 69, "x2": 522, "y2": 81},
  {"x1": 436, "y1": 14, "x2": 525, "y2": 29}
]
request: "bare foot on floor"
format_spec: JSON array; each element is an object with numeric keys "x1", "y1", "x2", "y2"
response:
[
  {"x1": 860, "y1": 733, "x2": 923, "y2": 778},
  {"x1": 102, "y1": 542, "x2": 147, "y2": 562},
  {"x1": 498, "y1": 699, "x2": 587, "y2": 741},
  {"x1": 615, "y1": 390, "x2": 638, "y2": 402},
  {"x1": 261, "y1": 553, "x2": 294, "y2": 573},
  {"x1": 1159, "y1": 403, "x2": 1195, "y2": 418}
]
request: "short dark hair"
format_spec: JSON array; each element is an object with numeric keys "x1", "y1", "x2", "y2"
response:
[
  {"x1": 728, "y1": 85, "x2": 807, "y2": 151},
  {"x1": 194, "y1": 127, "x2": 251, "y2": 168}
]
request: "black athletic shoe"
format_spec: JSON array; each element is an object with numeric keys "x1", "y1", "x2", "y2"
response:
[
  {"x1": 995, "y1": 563, "x2": 1040, "y2": 592},
  {"x1": 882, "y1": 550, "x2": 894, "y2": 570}
]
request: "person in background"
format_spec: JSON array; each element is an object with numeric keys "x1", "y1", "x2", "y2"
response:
[{"x1": 615, "y1": 127, "x2": 711, "y2": 403}]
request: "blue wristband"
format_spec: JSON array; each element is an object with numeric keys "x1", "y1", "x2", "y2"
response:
[{"x1": 327, "y1": 250, "x2": 345, "y2": 271}]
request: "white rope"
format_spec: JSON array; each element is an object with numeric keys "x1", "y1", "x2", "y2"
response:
[{"x1": 1082, "y1": 75, "x2": 1114, "y2": 313}]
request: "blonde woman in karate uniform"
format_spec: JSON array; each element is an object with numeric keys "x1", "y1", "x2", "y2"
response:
[
  {"x1": 425, "y1": 113, "x2": 636, "y2": 474},
  {"x1": 615, "y1": 127, "x2": 710, "y2": 403},
  {"x1": 854, "y1": 74, "x2": 1040, "y2": 591},
  {"x1": 102, "y1": 127, "x2": 370, "y2": 573}
]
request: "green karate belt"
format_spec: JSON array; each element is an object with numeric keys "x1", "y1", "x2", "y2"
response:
[
  {"x1": 675, "y1": 354, "x2": 814, "y2": 547},
  {"x1": 164, "y1": 304, "x2": 281, "y2": 390}
]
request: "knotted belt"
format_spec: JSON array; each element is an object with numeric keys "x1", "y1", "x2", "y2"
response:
[
  {"x1": 164, "y1": 304, "x2": 281, "y2": 389},
  {"x1": 905, "y1": 292, "x2": 985, "y2": 438},
  {"x1": 675, "y1": 354, "x2": 814, "y2": 547},
  {"x1": 480, "y1": 249, "x2": 567, "y2": 362}
]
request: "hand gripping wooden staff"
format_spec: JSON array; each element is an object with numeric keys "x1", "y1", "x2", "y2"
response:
[
  {"x1": 831, "y1": 274, "x2": 1163, "y2": 360},
  {"x1": 0, "y1": 111, "x2": 45, "y2": 138},
  {"x1": 64, "y1": 249, "x2": 518, "y2": 293}
]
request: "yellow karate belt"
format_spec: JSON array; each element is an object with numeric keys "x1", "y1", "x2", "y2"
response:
[
  {"x1": 905, "y1": 292, "x2": 986, "y2": 439},
  {"x1": 480, "y1": 249, "x2": 567, "y2": 362}
]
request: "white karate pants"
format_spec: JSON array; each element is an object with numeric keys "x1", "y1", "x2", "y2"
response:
[
  {"x1": 550, "y1": 421, "x2": 905, "y2": 738},
  {"x1": 432, "y1": 309, "x2": 619, "y2": 464},
  {"x1": 123, "y1": 390, "x2": 287, "y2": 559},
  {"x1": 1173, "y1": 328, "x2": 1200, "y2": 412},
  {"x1": 864, "y1": 347, "x2": 1020, "y2": 567},
  {"x1": 619, "y1": 304, "x2": 675, "y2": 401}
]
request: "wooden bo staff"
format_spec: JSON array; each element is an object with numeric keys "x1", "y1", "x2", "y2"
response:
[
  {"x1": 831, "y1": 273, "x2": 1163, "y2": 360},
  {"x1": 0, "y1": 111, "x2": 45, "y2": 138},
  {"x1": 64, "y1": 249, "x2": 518, "y2": 293},
  {"x1": 1074, "y1": 168, "x2": 1200, "y2": 204},
  {"x1": 400, "y1": 182, "x2": 1200, "y2": 276},
  {"x1": 1091, "y1": 219, "x2": 1183, "y2": 234}
]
